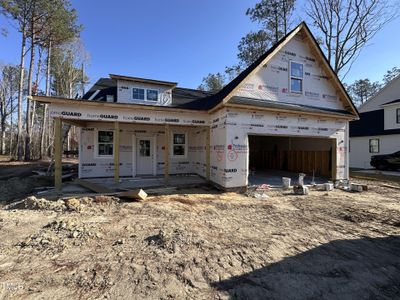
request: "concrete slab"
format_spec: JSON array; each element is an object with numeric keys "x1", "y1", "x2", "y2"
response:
[
  {"x1": 248, "y1": 169, "x2": 329, "y2": 187},
  {"x1": 352, "y1": 170, "x2": 400, "y2": 177},
  {"x1": 62, "y1": 174, "x2": 208, "y2": 193}
]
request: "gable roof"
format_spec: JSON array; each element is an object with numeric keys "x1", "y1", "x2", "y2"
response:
[
  {"x1": 210, "y1": 22, "x2": 358, "y2": 118},
  {"x1": 358, "y1": 74, "x2": 400, "y2": 112},
  {"x1": 83, "y1": 78, "x2": 117, "y2": 101}
]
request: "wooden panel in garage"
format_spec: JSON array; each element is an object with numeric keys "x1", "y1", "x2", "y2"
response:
[{"x1": 249, "y1": 149, "x2": 331, "y2": 177}]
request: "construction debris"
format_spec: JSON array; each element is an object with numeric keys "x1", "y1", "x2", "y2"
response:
[
  {"x1": 118, "y1": 189, "x2": 147, "y2": 201},
  {"x1": 293, "y1": 185, "x2": 309, "y2": 195},
  {"x1": 316, "y1": 182, "x2": 334, "y2": 191},
  {"x1": 282, "y1": 177, "x2": 291, "y2": 189},
  {"x1": 350, "y1": 183, "x2": 367, "y2": 192}
]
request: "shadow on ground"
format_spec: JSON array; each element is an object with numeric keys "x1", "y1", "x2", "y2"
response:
[{"x1": 212, "y1": 236, "x2": 400, "y2": 300}]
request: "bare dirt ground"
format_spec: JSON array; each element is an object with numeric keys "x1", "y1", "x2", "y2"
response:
[
  {"x1": 0, "y1": 155, "x2": 78, "y2": 203},
  {"x1": 0, "y1": 176, "x2": 399, "y2": 299}
]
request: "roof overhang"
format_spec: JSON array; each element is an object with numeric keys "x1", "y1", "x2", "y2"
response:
[
  {"x1": 381, "y1": 100, "x2": 400, "y2": 107},
  {"x1": 31, "y1": 95, "x2": 208, "y2": 114},
  {"x1": 109, "y1": 74, "x2": 177, "y2": 88},
  {"x1": 224, "y1": 102, "x2": 357, "y2": 120},
  {"x1": 31, "y1": 95, "x2": 357, "y2": 121}
]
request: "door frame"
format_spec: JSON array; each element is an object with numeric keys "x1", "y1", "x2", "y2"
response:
[{"x1": 132, "y1": 134, "x2": 157, "y2": 177}]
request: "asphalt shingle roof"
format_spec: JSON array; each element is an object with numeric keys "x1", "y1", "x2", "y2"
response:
[{"x1": 350, "y1": 109, "x2": 400, "y2": 137}]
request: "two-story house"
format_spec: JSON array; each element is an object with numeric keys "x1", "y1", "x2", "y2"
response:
[
  {"x1": 349, "y1": 76, "x2": 400, "y2": 169},
  {"x1": 32, "y1": 22, "x2": 358, "y2": 191}
]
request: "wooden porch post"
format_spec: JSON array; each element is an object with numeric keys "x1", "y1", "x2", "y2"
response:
[
  {"x1": 206, "y1": 127, "x2": 210, "y2": 180},
  {"x1": 54, "y1": 117, "x2": 62, "y2": 192},
  {"x1": 114, "y1": 121, "x2": 120, "y2": 183},
  {"x1": 164, "y1": 124, "x2": 170, "y2": 183}
]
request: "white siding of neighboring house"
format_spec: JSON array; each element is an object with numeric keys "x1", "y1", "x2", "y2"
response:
[
  {"x1": 116, "y1": 79, "x2": 173, "y2": 106},
  {"x1": 358, "y1": 75, "x2": 400, "y2": 113},
  {"x1": 384, "y1": 103, "x2": 400, "y2": 130},
  {"x1": 349, "y1": 134, "x2": 400, "y2": 169}
]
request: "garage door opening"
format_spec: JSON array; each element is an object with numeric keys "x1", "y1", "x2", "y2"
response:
[{"x1": 248, "y1": 135, "x2": 335, "y2": 186}]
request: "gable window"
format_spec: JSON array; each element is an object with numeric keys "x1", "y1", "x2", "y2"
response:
[
  {"x1": 146, "y1": 89, "x2": 158, "y2": 101},
  {"x1": 132, "y1": 88, "x2": 145, "y2": 100},
  {"x1": 369, "y1": 139, "x2": 379, "y2": 153},
  {"x1": 172, "y1": 133, "x2": 186, "y2": 157},
  {"x1": 290, "y1": 61, "x2": 303, "y2": 94},
  {"x1": 397, "y1": 108, "x2": 400, "y2": 124},
  {"x1": 98, "y1": 131, "x2": 114, "y2": 157}
]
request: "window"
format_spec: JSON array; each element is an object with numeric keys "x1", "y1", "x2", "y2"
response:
[
  {"x1": 139, "y1": 140, "x2": 151, "y2": 157},
  {"x1": 132, "y1": 88, "x2": 145, "y2": 100},
  {"x1": 172, "y1": 133, "x2": 186, "y2": 156},
  {"x1": 146, "y1": 89, "x2": 158, "y2": 101},
  {"x1": 397, "y1": 108, "x2": 400, "y2": 124},
  {"x1": 98, "y1": 131, "x2": 113, "y2": 156},
  {"x1": 290, "y1": 61, "x2": 303, "y2": 94},
  {"x1": 369, "y1": 139, "x2": 379, "y2": 153}
]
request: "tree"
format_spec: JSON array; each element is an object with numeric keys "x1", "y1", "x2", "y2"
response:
[
  {"x1": 198, "y1": 73, "x2": 225, "y2": 92},
  {"x1": 348, "y1": 78, "x2": 381, "y2": 106},
  {"x1": 25, "y1": 0, "x2": 52, "y2": 160},
  {"x1": 0, "y1": 65, "x2": 19, "y2": 155},
  {"x1": 0, "y1": 0, "x2": 32, "y2": 160},
  {"x1": 50, "y1": 38, "x2": 89, "y2": 98},
  {"x1": 307, "y1": 0, "x2": 399, "y2": 77},
  {"x1": 383, "y1": 67, "x2": 400, "y2": 84},
  {"x1": 213, "y1": 0, "x2": 295, "y2": 82},
  {"x1": 37, "y1": 0, "x2": 81, "y2": 158},
  {"x1": 246, "y1": 0, "x2": 295, "y2": 43}
]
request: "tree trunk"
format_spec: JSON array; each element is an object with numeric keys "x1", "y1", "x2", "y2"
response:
[
  {"x1": 17, "y1": 27, "x2": 27, "y2": 161},
  {"x1": 40, "y1": 41, "x2": 51, "y2": 159},
  {"x1": 31, "y1": 46, "x2": 42, "y2": 131},
  {"x1": 9, "y1": 100, "x2": 13, "y2": 157},
  {"x1": 25, "y1": 31, "x2": 36, "y2": 161},
  {"x1": 0, "y1": 119, "x2": 5, "y2": 155},
  {"x1": 0, "y1": 99, "x2": 5, "y2": 155}
]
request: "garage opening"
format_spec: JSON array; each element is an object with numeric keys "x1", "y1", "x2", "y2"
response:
[{"x1": 248, "y1": 135, "x2": 335, "y2": 185}]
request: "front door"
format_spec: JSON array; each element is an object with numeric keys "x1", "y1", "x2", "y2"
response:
[{"x1": 136, "y1": 138, "x2": 153, "y2": 175}]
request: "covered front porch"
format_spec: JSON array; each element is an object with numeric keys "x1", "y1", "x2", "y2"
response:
[{"x1": 53, "y1": 118, "x2": 211, "y2": 193}]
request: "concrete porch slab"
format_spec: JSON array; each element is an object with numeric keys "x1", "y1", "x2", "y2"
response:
[{"x1": 61, "y1": 174, "x2": 208, "y2": 194}]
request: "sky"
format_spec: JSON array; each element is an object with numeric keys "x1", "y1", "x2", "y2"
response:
[{"x1": 1, "y1": 0, "x2": 399, "y2": 89}]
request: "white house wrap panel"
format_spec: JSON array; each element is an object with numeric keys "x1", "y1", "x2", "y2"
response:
[{"x1": 235, "y1": 36, "x2": 345, "y2": 111}]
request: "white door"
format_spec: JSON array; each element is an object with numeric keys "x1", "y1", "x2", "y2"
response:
[{"x1": 136, "y1": 137, "x2": 154, "y2": 175}]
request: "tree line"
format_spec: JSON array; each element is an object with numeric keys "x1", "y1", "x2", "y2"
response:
[
  {"x1": 0, "y1": 0, "x2": 88, "y2": 161},
  {"x1": 198, "y1": 0, "x2": 400, "y2": 104}
]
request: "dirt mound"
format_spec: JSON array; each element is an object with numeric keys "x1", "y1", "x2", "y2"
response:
[
  {"x1": 145, "y1": 228, "x2": 208, "y2": 253},
  {"x1": 7, "y1": 196, "x2": 66, "y2": 211},
  {"x1": 6, "y1": 195, "x2": 120, "y2": 213},
  {"x1": 18, "y1": 219, "x2": 100, "y2": 252}
]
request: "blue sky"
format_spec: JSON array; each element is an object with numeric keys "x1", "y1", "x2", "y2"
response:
[{"x1": 1, "y1": 0, "x2": 399, "y2": 89}]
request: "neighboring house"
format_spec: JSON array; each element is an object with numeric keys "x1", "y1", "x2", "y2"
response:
[
  {"x1": 349, "y1": 76, "x2": 400, "y2": 169},
  {"x1": 33, "y1": 22, "x2": 358, "y2": 190}
]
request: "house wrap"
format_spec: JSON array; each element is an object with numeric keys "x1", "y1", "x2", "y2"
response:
[{"x1": 33, "y1": 22, "x2": 359, "y2": 190}]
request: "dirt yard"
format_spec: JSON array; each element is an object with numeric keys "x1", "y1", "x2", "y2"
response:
[{"x1": 0, "y1": 177, "x2": 399, "y2": 300}]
